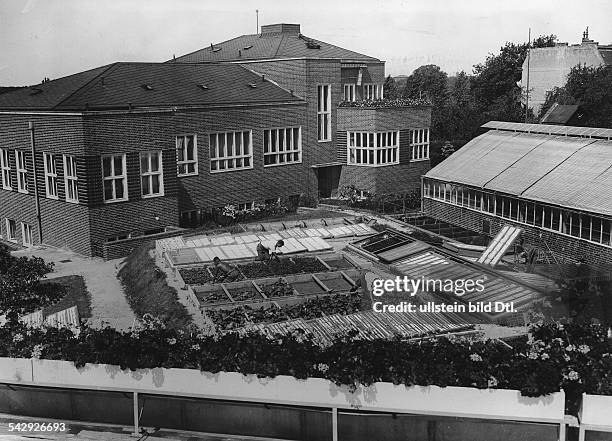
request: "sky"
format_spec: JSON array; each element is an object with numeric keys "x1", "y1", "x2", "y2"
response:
[{"x1": 1, "y1": 0, "x2": 611, "y2": 86}]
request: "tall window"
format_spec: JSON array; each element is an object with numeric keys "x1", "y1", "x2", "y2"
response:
[
  {"x1": 343, "y1": 84, "x2": 355, "y2": 102},
  {"x1": 15, "y1": 150, "x2": 27, "y2": 193},
  {"x1": 140, "y1": 151, "x2": 163, "y2": 197},
  {"x1": 348, "y1": 131, "x2": 399, "y2": 166},
  {"x1": 209, "y1": 131, "x2": 252, "y2": 172},
  {"x1": 102, "y1": 154, "x2": 127, "y2": 202},
  {"x1": 21, "y1": 223, "x2": 33, "y2": 247},
  {"x1": 176, "y1": 135, "x2": 197, "y2": 176},
  {"x1": 63, "y1": 155, "x2": 78, "y2": 203},
  {"x1": 43, "y1": 153, "x2": 58, "y2": 199},
  {"x1": 6, "y1": 219, "x2": 16, "y2": 242},
  {"x1": 363, "y1": 84, "x2": 381, "y2": 100},
  {"x1": 263, "y1": 127, "x2": 302, "y2": 166},
  {"x1": 317, "y1": 85, "x2": 331, "y2": 142},
  {"x1": 0, "y1": 149, "x2": 10, "y2": 190},
  {"x1": 411, "y1": 128, "x2": 430, "y2": 160}
]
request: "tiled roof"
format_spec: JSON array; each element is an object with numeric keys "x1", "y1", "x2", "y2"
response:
[
  {"x1": 173, "y1": 32, "x2": 380, "y2": 63},
  {"x1": 0, "y1": 63, "x2": 303, "y2": 111},
  {"x1": 426, "y1": 125, "x2": 612, "y2": 216}
]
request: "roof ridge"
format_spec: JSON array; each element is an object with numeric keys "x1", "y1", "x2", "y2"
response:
[{"x1": 53, "y1": 63, "x2": 119, "y2": 110}]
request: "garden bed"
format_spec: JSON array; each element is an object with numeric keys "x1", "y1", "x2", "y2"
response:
[
  {"x1": 179, "y1": 267, "x2": 215, "y2": 285},
  {"x1": 226, "y1": 281, "x2": 266, "y2": 303},
  {"x1": 238, "y1": 257, "x2": 328, "y2": 279},
  {"x1": 257, "y1": 278, "x2": 296, "y2": 298}
]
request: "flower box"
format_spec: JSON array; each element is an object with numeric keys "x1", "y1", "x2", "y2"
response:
[
  {"x1": 0, "y1": 357, "x2": 565, "y2": 426},
  {"x1": 578, "y1": 393, "x2": 612, "y2": 441}
]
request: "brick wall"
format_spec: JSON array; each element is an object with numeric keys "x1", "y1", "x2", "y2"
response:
[
  {"x1": 338, "y1": 161, "x2": 430, "y2": 195},
  {"x1": 423, "y1": 198, "x2": 612, "y2": 265}
]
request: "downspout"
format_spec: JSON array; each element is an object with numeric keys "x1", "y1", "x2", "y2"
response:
[{"x1": 29, "y1": 122, "x2": 43, "y2": 245}]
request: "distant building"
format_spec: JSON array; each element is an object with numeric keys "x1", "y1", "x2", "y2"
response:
[
  {"x1": 422, "y1": 121, "x2": 612, "y2": 265},
  {"x1": 522, "y1": 29, "x2": 612, "y2": 114},
  {"x1": 174, "y1": 23, "x2": 432, "y2": 198}
]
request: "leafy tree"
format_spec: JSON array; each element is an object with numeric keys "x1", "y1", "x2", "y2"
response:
[
  {"x1": 402, "y1": 65, "x2": 449, "y2": 139},
  {"x1": 0, "y1": 244, "x2": 61, "y2": 322},
  {"x1": 383, "y1": 75, "x2": 400, "y2": 99},
  {"x1": 539, "y1": 65, "x2": 612, "y2": 128},
  {"x1": 471, "y1": 35, "x2": 556, "y2": 122},
  {"x1": 440, "y1": 141, "x2": 456, "y2": 160}
]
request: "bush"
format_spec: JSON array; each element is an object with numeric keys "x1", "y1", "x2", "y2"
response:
[{"x1": 118, "y1": 243, "x2": 193, "y2": 329}]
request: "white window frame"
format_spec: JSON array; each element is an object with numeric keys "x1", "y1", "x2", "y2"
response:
[
  {"x1": 15, "y1": 150, "x2": 28, "y2": 194},
  {"x1": 347, "y1": 131, "x2": 400, "y2": 167},
  {"x1": 342, "y1": 84, "x2": 356, "y2": 102},
  {"x1": 363, "y1": 83, "x2": 381, "y2": 100},
  {"x1": 176, "y1": 134, "x2": 198, "y2": 177},
  {"x1": 0, "y1": 149, "x2": 11, "y2": 190},
  {"x1": 21, "y1": 222, "x2": 33, "y2": 247},
  {"x1": 6, "y1": 219, "x2": 17, "y2": 243},
  {"x1": 43, "y1": 153, "x2": 58, "y2": 199},
  {"x1": 209, "y1": 131, "x2": 253, "y2": 173},
  {"x1": 63, "y1": 155, "x2": 79, "y2": 203},
  {"x1": 101, "y1": 154, "x2": 128, "y2": 203},
  {"x1": 140, "y1": 151, "x2": 164, "y2": 198},
  {"x1": 411, "y1": 128, "x2": 430, "y2": 161},
  {"x1": 263, "y1": 127, "x2": 302, "y2": 167},
  {"x1": 317, "y1": 84, "x2": 331, "y2": 142}
]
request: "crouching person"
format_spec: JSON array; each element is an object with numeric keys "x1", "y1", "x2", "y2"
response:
[{"x1": 212, "y1": 256, "x2": 241, "y2": 282}]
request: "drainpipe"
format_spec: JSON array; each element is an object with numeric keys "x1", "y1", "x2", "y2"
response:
[{"x1": 29, "y1": 122, "x2": 43, "y2": 244}]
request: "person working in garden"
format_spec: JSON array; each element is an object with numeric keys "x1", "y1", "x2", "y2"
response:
[
  {"x1": 256, "y1": 240, "x2": 285, "y2": 262},
  {"x1": 212, "y1": 256, "x2": 241, "y2": 282}
]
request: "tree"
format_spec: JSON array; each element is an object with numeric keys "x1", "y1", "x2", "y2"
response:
[
  {"x1": 440, "y1": 141, "x2": 456, "y2": 160},
  {"x1": 471, "y1": 35, "x2": 556, "y2": 123},
  {"x1": 402, "y1": 65, "x2": 449, "y2": 139},
  {"x1": 539, "y1": 65, "x2": 612, "y2": 128},
  {"x1": 0, "y1": 244, "x2": 61, "y2": 322},
  {"x1": 383, "y1": 75, "x2": 400, "y2": 99}
]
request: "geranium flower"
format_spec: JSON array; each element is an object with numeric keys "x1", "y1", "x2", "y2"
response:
[
  {"x1": 488, "y1": 376, "x2": 498, "y2": 387},
  {"x1": 564, "y1": 370, "x2": 580, "y2": 381},
  {"x1": 191, "y1": 344, "x2": 200, "y2": 351},
  {"x1": 540, "y1": 353, "x2": 550, "y2": 360},
  {"x1": 31, "y1": 344, "x2": 44, "y2": 359},
  {"x1": 565, "y1": 344, "x2": 576, "y2": 352},
  {"x1": 167, "y1": 338, "x2": 177, "y2": 345},
  {"x1": 469, "y1": 354, "x2": 482, "y2": 362},
  {"x1": 528, "y1": 352, "x2": 539, "y2": 360},
  {"x1": 12, "y1": 333, "x2": 24, "y2": 343},
  {"x1": 578, "y1": 345, "x2": 590, "y2": 354},
  {"x1": 317, "y1": 363, "x2": 329, "y2": 373}
]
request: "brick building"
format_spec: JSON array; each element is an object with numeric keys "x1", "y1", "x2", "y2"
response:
[
  {"x1": 422, "y1": 121, "x2": 612, "y2": 265},
  {"x1": 174, "y1": 23, "x2": 432, "y2": 197},
  {"x1": 0, "y1": 62, "x2": 308, "y2": 256}
]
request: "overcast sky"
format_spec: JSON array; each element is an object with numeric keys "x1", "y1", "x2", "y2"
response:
[{"x1": 1, "y1": 0, "x2": 611, "y2": 86}]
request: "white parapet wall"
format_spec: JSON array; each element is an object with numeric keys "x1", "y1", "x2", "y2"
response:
[{"x1": 0, "y1": 357, "x2": 566, "y2": 425}]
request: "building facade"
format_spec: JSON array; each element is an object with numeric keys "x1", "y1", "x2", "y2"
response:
[
  {"x1": 174, "y1": 23, "x2": 432, "y2": 198},
  {"x1": 422, "y1": 121, "x2": 612, "y2": 265},
  {"x1": 0, "y1": 63, "x2": 307, "y2": 257},
  {"x1": 522, "y1": 30, "x2": 612, "y2": 114}
]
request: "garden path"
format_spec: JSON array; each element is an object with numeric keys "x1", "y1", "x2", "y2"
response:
[{"x1": 12, "y1": 247, "x2": 137, "y2": 331}]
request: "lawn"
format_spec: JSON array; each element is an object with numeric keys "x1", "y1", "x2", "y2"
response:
[{"x1": 41, "y1": 275, "x2": 92, "y2": 319}]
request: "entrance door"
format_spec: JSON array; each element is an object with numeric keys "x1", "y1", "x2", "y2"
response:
[{"x1": 317, "y1": 165, "x2": 342, "y2": 198}]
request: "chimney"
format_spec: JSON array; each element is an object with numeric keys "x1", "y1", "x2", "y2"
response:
[{"x1": 260, "y1": 23, "x2": 300, "y2": 35}]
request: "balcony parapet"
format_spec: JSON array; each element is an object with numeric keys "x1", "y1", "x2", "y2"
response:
[{"x1": 338, "y1": 98, "x2": 432, "y2": 109}]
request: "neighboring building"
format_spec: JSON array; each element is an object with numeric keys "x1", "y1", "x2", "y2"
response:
[
  {"x1": 422, "y1": 121, "x2": 612, "y2": 265},
  {"x1": 0, "y1": 62, "x2": 307, "y2": 257},
  {"x1": 174, "y1": 23, "x2": 432, "y2": 198},
  {"x1": 522, "y1": 29, "x2": 612, "y2": 114}
]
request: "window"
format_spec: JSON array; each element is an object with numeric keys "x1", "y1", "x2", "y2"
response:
[
  {"x1": 15, "y1": 150, "x2": 27, "y2": 193},
  {"x1": 6, "y1": 219, "x2": 16, "y2": 242},
  {"x1": 343, "y1": 84, "x2": 355, "y2": 102},
  {"x1": 209, "y1": 131, "x2": 252, "y2": 172},
  {"x1": 0, "y1": 149, "x2": 11, "y2": 190},
  {"x1": 140, "y1": 151, "x2": 164, "y2": 197},
  {"x1": 43, "y1": 153, "x2": 58, "y2": 199},
  {"x1": 410, "y1": 129, "x2": 430, "y2": 160},
  {"x1": 348, "y1": 131, "x2": 399, "y2": 166},
  {"x1": 176, "y1": 135, "x2": 197, "y2": 176},
  {"x1": 102, "y1": 154, "x2": 127, "y2": 202},
  {"x1": 63, "y1": 155, "x2": 78, "y2": 203},
  {"x1": 263, "y1": 127, "x2": 302, "y2": 166},
  {"x1": 363, "y1": 84, "x2": 380, "y2": 100},
  {"x1": 317, "y1": 85, "x2": 331, "y2": 142},
  {"x1": 21, "y1": 223, "x2": 33, "y2": 247}
]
